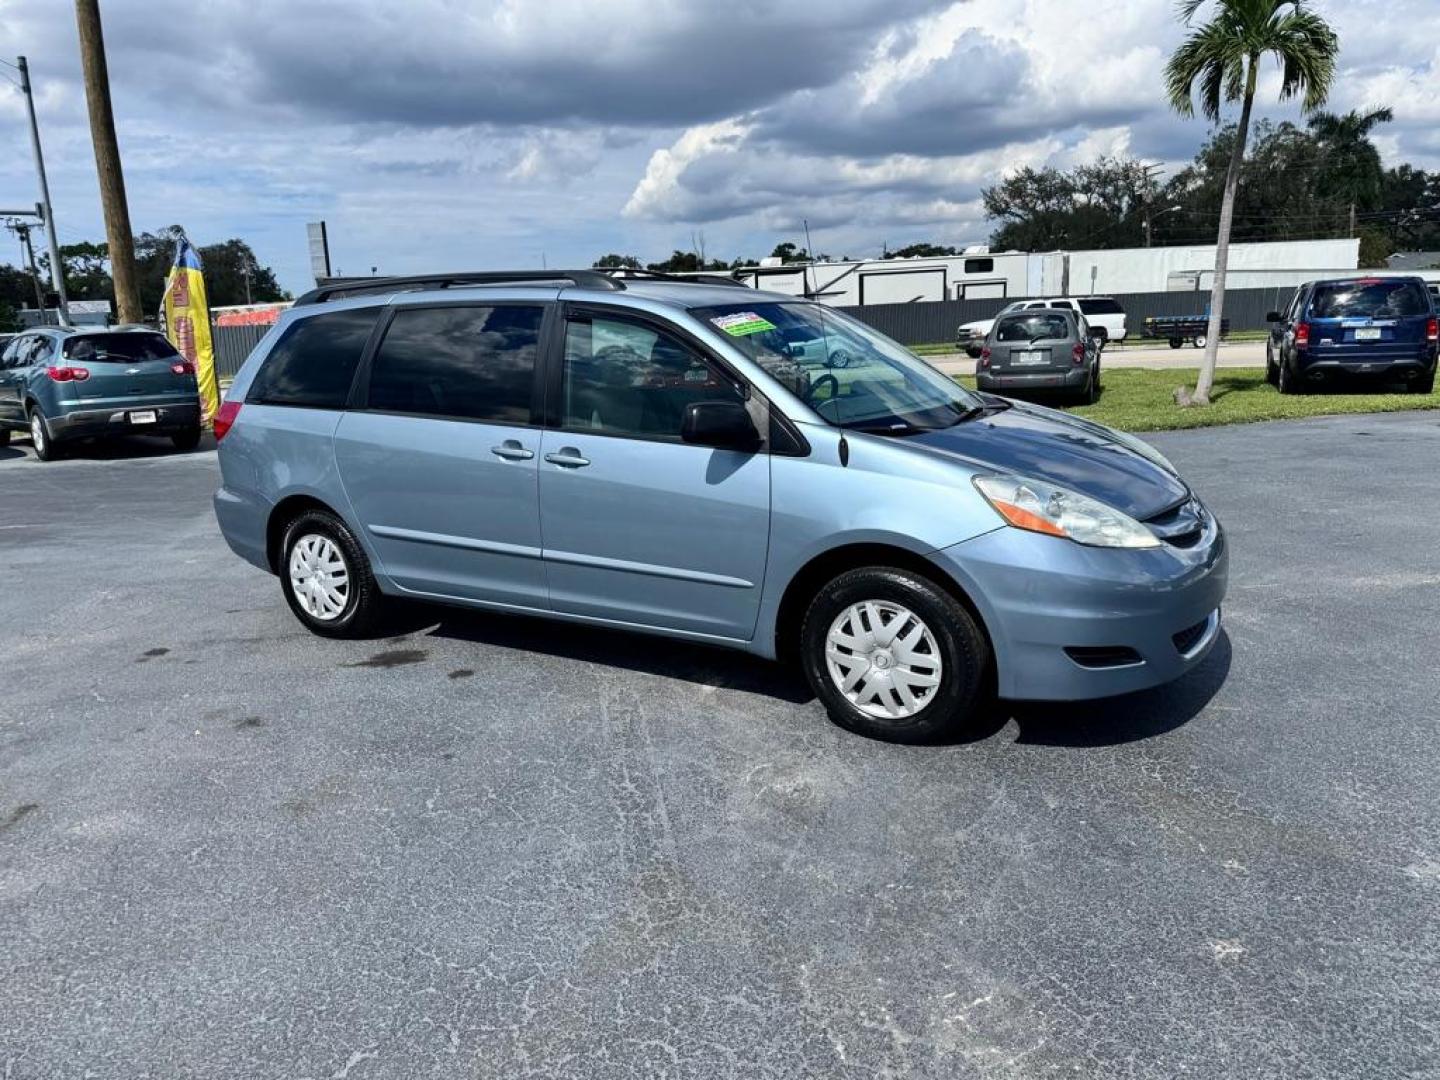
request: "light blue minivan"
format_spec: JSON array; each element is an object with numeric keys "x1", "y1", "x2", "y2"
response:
[{"x1": 214, "y1": 271, "x2": 1226, "y2": 742}]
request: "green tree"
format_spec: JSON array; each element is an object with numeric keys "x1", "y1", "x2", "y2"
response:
[
  {"x1": 890, "y1": 243, "x2": 958, "y2": 258},
  {"x1": 1165, "y1": 0, "x2": 1338, "y2": 406},
  {"x1": 592, "y1": 253, "x2": 641, "y2": 269},
  {"x1": 1307, "y1": 107, "x2": 1393, "y2": 213},
  {"x1": 984, "y1": 158, "x2": 1154, "y2": 250},
  {"x1": 645, "y1": 250, "x2": 731, "y2": 272}
]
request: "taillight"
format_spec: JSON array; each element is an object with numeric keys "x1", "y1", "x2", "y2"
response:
[
  {"x1": 1427, "y1": 318, "x2": 1438, "y2": 343},
  {"x1": 979, "y1": 346, "x2": 991, "y2": 369},
  {"x1": 171, "y1": 360, "x2": 195, "y2": 375},
  {"x1": 213, "y1": 400, "x2": 242, "y2": 442},
  {"x1": 1295, "y1": 322, "x2": 1311, "y2": 347},
  {"x1": 1071, "y1": 343, "x2": 1086, "y2": 365},
  {"x1": 46, "y1": 365, "x2": 90, "y2": 382}
]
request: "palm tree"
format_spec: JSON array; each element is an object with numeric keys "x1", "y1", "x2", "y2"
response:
[
  {"x1": 1165, "y1": 0, "x2": 1338, "y2": 406},
  {"x1": 1307, "y1": 107, "x2": 1394, "y2": 213}
]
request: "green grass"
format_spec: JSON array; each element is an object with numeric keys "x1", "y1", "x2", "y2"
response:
[{"x1": 955, "y1": 367, "x2": 1440, "y2": 432}]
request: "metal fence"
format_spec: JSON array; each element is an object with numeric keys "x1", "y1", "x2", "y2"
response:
[
  {"x1": 213, "y1": 323, "x2": 271, "y2": 380},
  {"x1": 840, "y1": 286, "x2": 1300, "y2": 346}
]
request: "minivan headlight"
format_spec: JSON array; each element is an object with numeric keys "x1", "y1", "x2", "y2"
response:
[{"x1": 972, "y1": 475, "x2": 1161, "y2": 549}]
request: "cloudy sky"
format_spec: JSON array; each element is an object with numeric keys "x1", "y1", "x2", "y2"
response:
[{"x1": 1, "y1": 0, "x2": 1436, "y2": 293}]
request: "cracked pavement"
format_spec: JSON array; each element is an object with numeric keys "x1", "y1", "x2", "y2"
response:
[{"x1": 1, "y1": 412, "x2": 1437, "y2": 1078}]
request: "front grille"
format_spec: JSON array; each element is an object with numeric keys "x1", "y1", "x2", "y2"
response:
[
  {"x1": 1065, "y1": 645, "x2": 1144, "y2": 669},
  {"x1": 1172, "y1": 615, "x2": 1212, "y2": 656},
  {"x1": 1144, "y1": 498, "x2": 1207, "y2": 548}
]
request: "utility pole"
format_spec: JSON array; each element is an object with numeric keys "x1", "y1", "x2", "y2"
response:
[
  {"x1": 73, "y1": 0, "x2": 142, "y2": 324},
  {"x1": 1348, "y1": 202, "x2": 1356, "y2": 239},
  {"x1": 16, "y1": 57, "x2": 71, "y2": 326},
  {"x1": 1141, "y1": 163, "x2": 1164, "y2": 249},
  {"x1": 5, "y1": 219, "x2": 49, "y2": 314}
]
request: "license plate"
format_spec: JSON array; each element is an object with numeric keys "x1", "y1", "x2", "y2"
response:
[
  {"x1": 129, "y1": 410, "x2": 157, "y2": 425},
  {"x1": 1011, "y1": 350, "x2": 1048, "y2": 366},
  {"x1": 1354, "y1": 327, "x2": 1381, "y2": 341}
]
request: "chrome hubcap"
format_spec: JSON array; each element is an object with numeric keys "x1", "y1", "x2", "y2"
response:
[
  {"x1": 30, "y1": 414, "x2": 43, "y2": 452},
  {"x1": 288, "y1": 533, "x2": 350, "y2": 621},
  {"x1": 825, "y1": 600, "x2": 943, "y2": 720}
]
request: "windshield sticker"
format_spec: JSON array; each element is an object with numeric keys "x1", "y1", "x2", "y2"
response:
[{"x1": 711, "y1": 312, "x2": 777, "y2": 336}]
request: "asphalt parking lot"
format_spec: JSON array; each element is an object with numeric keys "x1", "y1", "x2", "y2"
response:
[{"x1": 2, "y1": 413, "x2": 1437, "y2": 1079}]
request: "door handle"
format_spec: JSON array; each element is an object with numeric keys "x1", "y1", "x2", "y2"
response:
[
  {"x1": 491, "y1": 440, "x2": 534, "y2": 461},
  {"x1": 544, "y1": 448, "x2": 591, "y2": 468}
]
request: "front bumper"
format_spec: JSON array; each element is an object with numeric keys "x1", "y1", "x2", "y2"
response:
[
  {"x1": 49, "y1": 400, "x2": 201, "y2": 439},
  {"x1": 977, "y1": 367, "x2": 1089, "y2": 392},
  {"x1": 931, "y1": 510, "x2": 1228, "y2": 701}
]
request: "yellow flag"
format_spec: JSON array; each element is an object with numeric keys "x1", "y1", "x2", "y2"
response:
[{"x1": 162, "y1": 237, "x2": 220, "y2": 423}]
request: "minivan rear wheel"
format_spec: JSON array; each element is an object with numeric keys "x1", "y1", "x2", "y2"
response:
[
  {"x1": 279, "y1": 509, "x2": 386, "y2": 638},
  {"x1": 800, "y1": 567, "x2": 988, "y2": 743}
]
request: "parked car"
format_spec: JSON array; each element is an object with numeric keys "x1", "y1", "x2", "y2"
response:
[
  {"x1": 1265, "y1": 276, "x2": 1438, "y2": 394},
  {"x1": 958, "y1": 296, "x2": 1127, "y2": 357},
  {"x1": 0, "y1": 327, "x2": 202, "y2": 459},
  {"x1": 213, "y1": 270, "x2": 1226, "y2": 744},
  {"x1": 976, "y1": 307, "x2": 1105, "y2": 403}
]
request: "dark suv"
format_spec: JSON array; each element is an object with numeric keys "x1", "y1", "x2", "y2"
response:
[{"x1": 1265, "y1": 276, "x2": 1437, "y2": 394}]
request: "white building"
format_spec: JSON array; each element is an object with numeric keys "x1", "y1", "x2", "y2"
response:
[{"x1": 734, "y1": 238, "x2": 1362, "y2": 306}]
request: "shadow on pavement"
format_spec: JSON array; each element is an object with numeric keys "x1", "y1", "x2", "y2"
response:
[
  {"x1": 997, "y1": 630, "x2": 1232, "y2": 748},
  {"x1": 396, "y1": 602, "x2": 816, "y2": 705},
  {"x1": 41, "y1": 432, "x2": 216, "y2": 461},
  {"x1": 392, "y1": 600, "x2": 1232, "y2": 741}
]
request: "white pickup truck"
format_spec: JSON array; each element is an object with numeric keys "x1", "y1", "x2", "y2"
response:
[{"x1": 957, "y1": 297, "x2": 1128, "y2": 356}]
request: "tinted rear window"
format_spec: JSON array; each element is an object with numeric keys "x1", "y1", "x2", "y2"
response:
[
  {"x1": 1309, "y1": 281, "x2": 1431, "y2": 319},
  {"x1": 367, "y1": 305, "x2": 542, "y2": 423},
  {"x1": 1078, "y1": 298, "x2": 1124, "y2": 316},
  {"x1": 996, "y1": 313, "x2": 1072, "y2": 342},
  {"x1": 63, "y1": 333, "x2": 179, "y2": 362},
  {"x1": 248, "y1": 308, "x2": 379, "y2": 409}
]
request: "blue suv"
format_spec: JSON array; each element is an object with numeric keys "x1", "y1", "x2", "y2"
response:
[
  {"x1": 213, "y1": 271, "x2": 1227, "y2": 742},
  {"x1": 1266, "y1": 276, "x2": 1438, "y2": 394}
]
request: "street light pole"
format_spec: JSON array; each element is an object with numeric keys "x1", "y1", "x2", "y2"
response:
[{"x1": 16, "y1": 56, "x2": 71, "y2": 326}]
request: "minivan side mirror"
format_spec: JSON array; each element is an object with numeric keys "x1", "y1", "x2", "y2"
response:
[
  {"x1": 1265, "y1": 310, "x2": 1282, "y2": 322},
  {"x1": 681, "y1": 400, "x2": 762, "y2": 452}
]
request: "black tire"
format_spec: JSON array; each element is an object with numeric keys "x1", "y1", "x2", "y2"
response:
[
  {"x1": 799, "y1": 567, "x2": 989, "y2": 744},
  {"x1": 278, "y1": 508, "x2": 387, "y2": 638},
  {"x1": 1168, "y1": 338, "x2": 1183, "y2": 350},
  {"x1": 0, "y1": 427, "x2": 10, "y2": 447},
  {"x1": 1076, "y1": 368, "x2": 1098, "y2": 405},
  {"x1": 1192, "y1": 334, "x2": 1207, "y2": 349},
  {"x1": 171, "y1": 426, "x2": 202, "y2": 452},
  {"x1": 1278, "y1": 359, "x2": 1307, "y2": 395},
  {"x1": 1412, "y1": 371, "x2": 1435, "y2": 395},
  {"x1": 27, "y1": 407, "x2": 60, "y2": 461},
  {"x1": 1265, "y1": 345, "x2": 1279, "y2": 386}
]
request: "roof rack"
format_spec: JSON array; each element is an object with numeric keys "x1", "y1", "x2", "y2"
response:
[
  {"x1": 293, "y1": 270, "x2": 625, "y2": 306},
  {"x1": 597, "y1": 267, "x2": 751, "y2": 289}
]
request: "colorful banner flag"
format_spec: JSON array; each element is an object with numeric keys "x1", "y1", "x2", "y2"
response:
[{"x1": 162, "y1": 236, "x2": 220, "y2": 423}]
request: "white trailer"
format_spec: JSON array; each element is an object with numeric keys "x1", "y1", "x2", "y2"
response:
[{"x1": 732, "y1": 239, "x2": 1362, "y2": 306}]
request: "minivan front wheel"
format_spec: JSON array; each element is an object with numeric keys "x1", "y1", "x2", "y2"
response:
[
  {"x1": 800, "y1": 567, "x2": 988, "y2": 743},
  {"x1": 279, "y1": 509, "x2": 386, "y2": 638}
]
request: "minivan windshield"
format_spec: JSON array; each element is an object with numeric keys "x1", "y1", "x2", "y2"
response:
[
  {"x1": 692, "y1": 301, "x2": 983, "y2": 434},
  {"x1": 1309, "y1": 280, "x2": 1431, "y2": 319}
]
